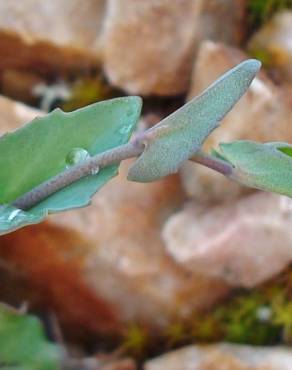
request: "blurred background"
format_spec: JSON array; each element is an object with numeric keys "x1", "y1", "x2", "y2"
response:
[{"x1": 1, "y1": 1, "x2": 292, "y2": 369}]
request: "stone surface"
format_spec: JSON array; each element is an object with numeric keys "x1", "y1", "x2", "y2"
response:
[
  {"x1": 47, "y1": 161, "x2": 230, "y2": 328},
  {"x1": 1, "y1": 69, "x2": 45, "y2": 105},
  {"x1": 163, "y1": 192, "x2": 292, "y2": 288},
  {"x1": 102, "y1": 358, "x2": 136, "y2": 370},
  {"x1": 0, "y1": 94, "x2": 41, "y2": 135},
  {"x1": 0, "y1": 1, "x2": 247, "y2": 97},
  {"x1": 181, "y1": 41, "x2": 292, "y2": 203},
  {"x1": 0, "y1": 98, "x2": 230, "y2": 335},
  {"x1": 249, "y1": 11, "x2": 292, "y2": 83},
  {"x1": 0, "y1": 1, "x2": 105, "y2": 79},
  {"x1": 101, "y1": 0, "x2": 201, "y2": 96},
  {"x1": 196, "y1": 0, "x2": 247, "y2": 46},
  {"x1": 144, "y1": 343, "x2": 292, "y2": 370},
  {"x1": 101, "y1": 0, "x2": 247, "y2": 96}
]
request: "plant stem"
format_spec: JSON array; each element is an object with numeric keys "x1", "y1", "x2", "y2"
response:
[
  {"x1": 12, "y1": 141, "x2": 144, "y2": 211},
  {"x1": 11, "y1": 143, "x2": 233, "y2": 211},
  {"x1": 190, "y1": 150, "x2": 234, "y2": 176}
]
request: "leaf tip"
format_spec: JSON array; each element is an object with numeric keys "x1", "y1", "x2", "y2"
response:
[{"x1": 243, "y1": 59, "x2": 262, "y2": 75}]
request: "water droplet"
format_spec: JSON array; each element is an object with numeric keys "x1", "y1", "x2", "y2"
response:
[
  {"x1": 66, "y1": 148, "x2": 90, "y2": 168},
  {"x1": 8, "y1": 209, "x2": 21, "y2": 221},
  {"x1": 90, "y1": 166, "x2": 100, "y2": 175}
]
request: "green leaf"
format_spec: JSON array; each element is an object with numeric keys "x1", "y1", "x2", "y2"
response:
[
  {"x1": 128, "y1": 59, "x2": 261, "y2": 182},
  {"x1": 0, "y1": 205, "x2": 44, "y2": 236},
  {"x1": 0, "y1": 97, "x2": 142, "y2": 235},
  {"x1": 0, "y1": 304, "x2": 63, "y2": 369},
  {"x1": 217, "y1": 140, "x2": 292, "y2": 197}
]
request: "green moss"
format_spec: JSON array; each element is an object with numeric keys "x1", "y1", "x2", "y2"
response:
[
  {"x1": 218, "y1": 295, "x2": 278, "y2": 344},
  {"x1": 121, "y1": 324, "x2": 149, "y2": 356},
  {"x1": 160, "y1": 266, "x2": 292, "y2": 347},
  {"x1": 248, "y1": 48, "x2": 274, "y2": 68},
  {"x1": 61, "y1": 76, "x2": 117, "y2": 112},
  {"x1": 163, "y1": 322, "x2": 189, "y2": 347},
  {"x1": 248, "y1": 0, "x2": 292, "y2": 28},
  {"x1": 190, "y1": 266, "x2": 292, "y2": 345},
  {"x1": 120, "y1": 266, "x2": 292, "y2": 356}
]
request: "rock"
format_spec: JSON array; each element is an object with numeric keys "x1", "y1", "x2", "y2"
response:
[
  {"x1": 181, "y1": 41, "x2": 292, "y2": 203},
  {"x1": 0, "y1": 1, "x2": 105, "y2": 79},
  {"x1": 1, "y1": 69, "x2": 45, "y2": 105},
  {"x1": 101, "y1": 0, "x2": 247, "y2": 96},
  {"x1": 163, "y1": 192, "x2": 292, "y2": 288},
  {"x1": 196, "y1": 0, "x2": 247, "y2": 46},
  {"x1": 101, "y1": 0, "x2": 201, "y2": 96},
  {"x1": 102, "y1": 358, "x2": 136, "y2": 370},
  {"x1": 102, "y1": 0, "x2": 245, "y2": 95},
  {"x1": 0, "y1": 95, "x2": 41, "y2": 135},
  {"x1": 0, "y1": 99, "x2": 230, "y2": 335},
  {"x1": 67, "y1": 356, "x2": 136, "y2": 370},
  {"x1": 144, "y1": 343, "x2": 292, "y2": 370},
  {"x1": 249, "y1": 11, "x2": 292, "y2": 83},
  {"x1": 0, "y1": 1, "x2": 247, "y2": 96}
]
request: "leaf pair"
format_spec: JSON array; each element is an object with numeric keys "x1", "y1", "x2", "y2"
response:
[{"x1": 0, "y1": 59, "x2": 261, "y2": 235}]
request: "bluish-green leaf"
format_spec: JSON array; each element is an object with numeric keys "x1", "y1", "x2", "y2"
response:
[
  {"x1": 0, "y1": 304, "x2": 63, "y2": 369},
  {"x1": 218, "y1": 140, "x2": 292, "y2": 197},
  {"x1": 128, "y1": 59, "x2": 261, "y2": 182},
  {"x1": 0, "y1": 97, "x2": 142, "y2": 235}
]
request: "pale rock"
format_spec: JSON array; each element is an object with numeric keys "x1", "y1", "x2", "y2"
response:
[
  {"x1": 101, "y1": 0, "x2": 247, "y2": 96},
  {"x1": 145, "y1": 343, "x2": 292, "y2": 370},
  {"x1": 181, "y1": 41, "x2": 292, "y2": 202},
  {"x1": 0, "y1": 1, "x2": 105, "y2": 78},
  {"x1": 102, "y1": 358, "x2": 136, "y2": 370},
  {"x1": 101, "y1": 0, "x2": 201, "y2": 96},
  {"x1": 163, "y1": 192, "x2": 292, "y2": 288},
  {"x1": 196, "y1": 0, "x2": 247, "y2": 46},
  {"x1": 46, "y1": 161, "x2": 229, "y2": 329},
  {"x1": 0, "y1": 94, "x2": 41, "y2": 135},
  {"x1": 249, "y1": 11, "x2": 292, "y2": 83},
  {"x1": 1, "y1": 69, "x2": 45, "y2": 105}
]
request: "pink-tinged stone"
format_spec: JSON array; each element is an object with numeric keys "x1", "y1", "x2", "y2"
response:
[
  {"x1": 0, "y1": 95, "x2": 41, "y2": 135},
  {"x1": 48, "y1": 160, "x2": 229, "y2": 328},
  {"x1": 101, "y1": 0, "x2": 247, "y2": 96},
  {"x1": 0, "y1": 1, "x2": 105, "y2": 78},
  {"x1": 145, "y1": 343, "x2": 292, "y2": 370},
  {"x1": 163, "y1": 192, "x2": 292, "y2": 288},
  {"x1": 249, "y1": 11, "x2": 292, "y2": 84},
  {"x1": 101, "y1": 0, "x2": 201, "y2": 96},
  {"x1": 196, "y1": 0, "x2": 247, "y2": 46}
]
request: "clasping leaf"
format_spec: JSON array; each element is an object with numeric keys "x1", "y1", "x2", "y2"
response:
[
  {"x1": 218, "y1": 141, "x2": 292, "y2": 197},
  {"x1": 128, "y1": 59, "x2": 261, "y2": 182}
]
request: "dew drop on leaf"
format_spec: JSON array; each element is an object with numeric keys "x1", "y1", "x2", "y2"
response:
[
  {"x1": 8, "y1": 209, "x2": 21, "y2": 221},
  {"x1": 90, "y1": 166, "x2": 100, "y2": 175},
  {"x1": 65, "y1": 147, "x2": 90, "y2": 168}
]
